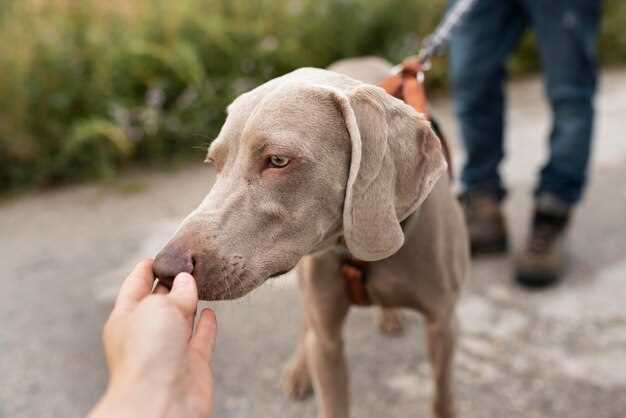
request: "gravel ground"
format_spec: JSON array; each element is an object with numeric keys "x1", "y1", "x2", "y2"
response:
[{"x1": 1, "y1": 70, "x2": 626, "y2": 418}]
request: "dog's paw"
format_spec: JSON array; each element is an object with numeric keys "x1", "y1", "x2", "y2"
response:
[
  {"x1": 376, "y1": 308, "x2": 405, "y2": 337},
  {"x1": 281, "y1": 361, "x2": 313, "y2": 401}
]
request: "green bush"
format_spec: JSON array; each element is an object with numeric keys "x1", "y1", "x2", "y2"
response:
[{"x1": 0, "y1": 0, "x2": 624, "y2": 192}]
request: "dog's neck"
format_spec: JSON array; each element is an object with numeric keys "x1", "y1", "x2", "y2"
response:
[{"x1": 330, "y1": 208, "x2": 421, "y2": 305}]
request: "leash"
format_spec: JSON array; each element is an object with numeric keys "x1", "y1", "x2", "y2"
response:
[
  {"x1": 417, "y1": 0, "x2": 480, "y2": 67},
  {"x1": 380, "y1": 0, "x2": 480, "y2": 112},
  {"x1": 377, "y1": 0, "x2": 480, "y2": 177},
  {"x1": 341, "y1": 0, "x2": 478, "y2": 306}
]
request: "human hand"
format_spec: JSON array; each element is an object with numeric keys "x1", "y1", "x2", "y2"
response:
[{"x1": 89, "y1": 259, "x2": 216, "y2": 418}]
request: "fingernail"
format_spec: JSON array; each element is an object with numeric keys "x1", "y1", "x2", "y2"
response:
[{"x1": 172, "y1": 272, "x2": 192, "y2": 289}]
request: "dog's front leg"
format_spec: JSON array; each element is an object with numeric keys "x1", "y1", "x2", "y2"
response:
[
  {"x1": 425, "y1": 311, "x2": 459, "y2": 418},
  {"x1": 306, "y1": 327, "x2": 349, "y2": 418},
  {"x1": 300, "y1": 253, "x2": 351, "y2": 418}
]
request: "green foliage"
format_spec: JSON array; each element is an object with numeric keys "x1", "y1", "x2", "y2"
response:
[
  {"x1": 600, "y1": 0, "x2": 626, "y2": 65},
  {"x1": 0, "y1": 0, "x2": 624, "y2": 192}
]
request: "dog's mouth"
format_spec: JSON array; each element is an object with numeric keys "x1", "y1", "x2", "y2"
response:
[
  {"x1": 155, "y1": 277, "x2": 174, "y2": 291},
  {"x1": 268, "y1": 269, "x2": 291, "y2": 279},
  {"x1": 155, "y1": 266, "x2": 293, "y2": 298}
]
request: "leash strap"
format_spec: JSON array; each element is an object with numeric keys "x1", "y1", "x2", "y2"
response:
[
  {"x1": 379, "y1": 57, "x2": 429, "y2": 114},
  {"x1": 417, "y1": 0, "x2": 480, "y2": 65},
  {"x1": 377, "y1": 58, "x2": 453, "y2": 178},
  {"x1": 342, "y1": 62, "x2": 453, "y2": 306},
  {"x1": 340, "y1": 0, "x2": 478, "y2": 305},
  {"x1": 341, "y1": 258, "x2": 371, "y2": 306}
]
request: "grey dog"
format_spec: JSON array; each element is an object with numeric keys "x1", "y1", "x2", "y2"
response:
[{"x1": 153, "y1": 57, "x2": 469, "y2": 418}]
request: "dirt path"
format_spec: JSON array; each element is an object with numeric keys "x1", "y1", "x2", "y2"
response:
[{"x1": 2, "y1": 71, "x2": 626, "y2": 418}]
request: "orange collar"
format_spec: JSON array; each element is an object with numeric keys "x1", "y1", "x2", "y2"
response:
[{"x1": 340, "y1": 210, "x2": 419, "y2": 306}]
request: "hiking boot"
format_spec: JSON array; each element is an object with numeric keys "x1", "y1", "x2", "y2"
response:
[
  {"x1": 515, "y1": 197, "x2": 571, "y2": 288},
  {"x1": 458, "y1": 191, "x2": 508, "y2": 256}
]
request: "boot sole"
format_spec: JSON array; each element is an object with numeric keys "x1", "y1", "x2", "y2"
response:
[{"x1": 515, "y1": 270, "x2": 560, "y2": 289}]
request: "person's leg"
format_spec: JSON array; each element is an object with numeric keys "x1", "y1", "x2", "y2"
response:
[
  {"x1": 515, "y1": 0, "x2": 601, "y2": 288},
  {"x1": 449, "y1": 0, "x2": 528, "y2": 255},
  {"x1": 526, "y1": 0, "x2": 602, "y2": 205},
  {"x1": 449, "y1": 0, "x2": 528, "y2": 200}
]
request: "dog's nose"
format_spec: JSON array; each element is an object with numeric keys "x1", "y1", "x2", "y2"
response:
[{"x1": 153, "y1": 246, "x2": 194, "y2": 289}]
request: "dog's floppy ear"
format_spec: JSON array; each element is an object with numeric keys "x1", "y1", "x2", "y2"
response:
[{"x1": 333, "y1": 85, "x2": 447, "y2": 261}]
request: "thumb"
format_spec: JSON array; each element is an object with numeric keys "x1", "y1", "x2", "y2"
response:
[{"x1": 167, "y1": 272, "x2": 199, "y2": 319}]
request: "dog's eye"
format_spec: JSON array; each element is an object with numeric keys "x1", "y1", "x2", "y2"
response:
[{"x1": 268, "y1": 155, "x2": 290, "y2": 168}]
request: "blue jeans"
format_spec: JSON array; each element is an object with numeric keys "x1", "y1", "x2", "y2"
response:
[{"x1": 449, "y1": 0, "x2": 601, "y2": 205}]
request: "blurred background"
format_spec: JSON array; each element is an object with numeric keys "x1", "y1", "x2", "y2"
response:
[
  {"x1": 1, "y1": 1, "x2": 626, "y2": 418},
  {"x1": 1, "y1": 0, "x2": 626, "y2": 192}
]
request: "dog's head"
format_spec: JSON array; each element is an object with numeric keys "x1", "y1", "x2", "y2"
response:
[{"x1": 153, "y1": 68, "x2": 446, "y2": 300}]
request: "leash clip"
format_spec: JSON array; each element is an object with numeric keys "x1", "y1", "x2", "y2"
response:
[
  {"x1": 416, "y1": 70, "x2": 425, "y2": 84},
  {"x1": 416, "y1": 58, "x2": 431, "y2": 83}
]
